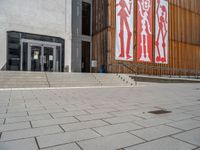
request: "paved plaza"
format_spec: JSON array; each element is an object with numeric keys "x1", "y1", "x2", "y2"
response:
[{"x1": 0, "y1": 83, "x2": 200, "y2": 150}]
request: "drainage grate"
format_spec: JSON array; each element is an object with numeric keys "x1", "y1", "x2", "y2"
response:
[{"x1": 148, "y1": 110, "x2": 172, "y2": 115}]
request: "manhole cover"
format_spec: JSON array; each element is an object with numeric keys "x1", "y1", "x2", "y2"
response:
[{"x1": 148, "y1": 110, "x2": 172, "y2": 115}]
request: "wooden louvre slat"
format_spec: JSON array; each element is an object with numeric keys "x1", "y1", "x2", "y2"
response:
[{"x1": 92, "y1": 0, "x2": 200, "y2": 75}]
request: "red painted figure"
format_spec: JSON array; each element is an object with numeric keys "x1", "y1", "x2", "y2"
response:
[
  {"x1": 155, "y1": 0, "x2": 168, "y2": 63},
  {"x1": 116, "y1": 0, "x2": 132, "y2": 59}
]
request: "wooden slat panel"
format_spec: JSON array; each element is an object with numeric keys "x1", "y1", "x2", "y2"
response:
[{"x1": 92, "y1": 0, "x2": 200, "y2": 75}]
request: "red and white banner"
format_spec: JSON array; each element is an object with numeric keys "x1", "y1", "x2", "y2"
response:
[
  {"x1": 155, "y1": 0, "x2": 168, "y2": 64},
  {"x1": 137, "y1": 0, "x2": 153, "y2": 62},
  {"x1": 115, "y1": 0, "x2": 134, "y2": 61}
]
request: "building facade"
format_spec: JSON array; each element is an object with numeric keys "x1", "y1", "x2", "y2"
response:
[
  {"x1": 93, "y1": 0, "x2": 200, "y2": 76},
  {"x1": 0, "y1": 0, "x2": 200, "y2": 76},
  {"x1": 0, "y1": 0, "x2": 92, "y2": 72}
]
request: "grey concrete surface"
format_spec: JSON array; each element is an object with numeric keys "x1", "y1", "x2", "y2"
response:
[
  {"x1": 0, "y1": 72, "x2": 134, "y2": 88},
  {"x1": 0, "y1": 0, "x2": 72, "y2": 70},
  {"x1": 0, "y1": 83, "x2": 200, "y2": 150}
]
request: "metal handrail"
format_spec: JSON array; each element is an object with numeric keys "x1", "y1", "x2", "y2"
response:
[
  {"x1": 118, "y1": 62, "x2": 137, "y2": 74},
  {"x1": 109, "y1": 61, "x2": 200, "y2": 78}
]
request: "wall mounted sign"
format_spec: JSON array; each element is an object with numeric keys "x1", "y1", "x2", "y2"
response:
[
  {"x1": 137, "y1": 0, "x2": 153, "y2": 62},
  {"x1": 155, "y1": 0, "x2": 168, "y2": 64},
  {"x1": 33, "y1": 51, "x2": 39, "y2": 60},
  {"x1": 91, "y1": 60, "x2": 97, "y2": 68},
  {"x1": 115, "y1": 0, "x2": 134, "y2": 61}
]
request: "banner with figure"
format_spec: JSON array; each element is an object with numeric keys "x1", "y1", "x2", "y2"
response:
[
  {"x1": 155, "y1": 0, "x2": 168, "y2": 64},
  {"x1": 115, "y1": 0, "x2": 134, "y2": 61},
  {"x1": 137, "y1": 0, "x2": 153, "y2": 62}
]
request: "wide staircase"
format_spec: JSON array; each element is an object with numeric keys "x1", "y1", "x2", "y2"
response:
[{"x1": 0, "y1": 71, "x2": 135, "y2": 88}]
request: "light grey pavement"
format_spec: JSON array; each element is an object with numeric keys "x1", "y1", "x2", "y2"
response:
[{"x1": 0, "y1": 83, "x2": 200, "y2": 150}]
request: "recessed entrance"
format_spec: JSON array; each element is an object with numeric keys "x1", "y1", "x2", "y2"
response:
[
  {"x1": 82, "y1": 41, "x2": 91, "y2": 72},
  {"x1": 7, "y1": 31, "x2": 64, "y2": 72},
  {"x1": 22, "y1": 39, "x2": 62, "y2": 72}
]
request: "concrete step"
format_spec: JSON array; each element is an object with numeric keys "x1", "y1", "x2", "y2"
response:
[
  {"x1": 50, "y1": 83, "x2": 101, "y2": 87},
  {"x1": 0, "y1": 72, "x2": 133, "y2": 88},
  {"x1": 0, "y1": 84, "x2": 49, "y2": 88}
]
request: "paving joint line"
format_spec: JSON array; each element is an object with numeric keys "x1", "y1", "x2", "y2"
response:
[
  {"x1": 3, "y1": 118, "x2": 6, "y2": 125},
  {"x1": 73, "y1": 116, "x2": 82, "y2": 122},
  {"x1": 49, "y1": 113, "x2": 54, "y2": 119},
  {"x1": 45, "y1": 72, "x2": 51, "y2": 88},
  {"x1": 82, "y1": 109, "x2": 92, "y2": 115},
  {"x1": 90, "y1": 128, "x2": 104, "y2": 137},
  {"x1": 27, "y1": 111, "x2": 30, "y2": 116},
  {"x1": 127, "y1": 131, "x2": 148, "y2": 142},
  {"x1": 58, "y1": 124, "x2": 66, "y2": 132},
  {"x1": 34, "y1": 137, "x2": 40, "y2": 150},
  {"x1": 75, "y1": 142, "x2": 84, "y2": 150},
  {"x1": 165, "y1": 123, "x2": 197, "y2": 132},
  {"x1": 62, "y1": 108, "x2": 68, "y2": 112},
  {"x1": 30, "y1": 121, "x2": 33, "y2": 128}
]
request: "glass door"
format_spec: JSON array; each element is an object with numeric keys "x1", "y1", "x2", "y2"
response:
[
  {"x1": 43, "y1": 46, "x2": 55, "y2": 72},
  {"x1": 25, "y1": 40, "x2": 62, "y2": 72},
  {"x1": 29, "y1": 45, "x2": 42, "y2": 71}
]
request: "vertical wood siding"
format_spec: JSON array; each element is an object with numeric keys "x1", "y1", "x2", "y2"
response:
[{"x1": 92, "y1": 0, "x2": 200, "y2": 75}]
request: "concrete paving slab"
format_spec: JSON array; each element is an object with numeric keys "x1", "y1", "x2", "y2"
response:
[
  {"x1": 0, "y1": 122, "x2": 31, "y2": 132},
  {"x1": 75, "y1": 113, "x2": 113, "y2": 121},
  {"x1": 31, "y1": 117, "x2": 78, "y2": 127},
  {"x1": 0, "y1": 81, "x2": 200, "y2": 150},
  {"x1": 93, "y1": 122, "x2": 142, "y2": 136},
  {"x1": 51, "y1": 110, "x2": 88, "y2": 118},
  {"x1": 0, "y1": 112, "x2": 28, "y2": 119},
  {"x1": 125, "y1": 137, "x2": 196, "y2": 150},
  {"x1": 42, "y1": 143, "x2": 81, "y2": 150},
  {"x1": 5, "y1": 114, "x2": 52, "y2": 124},
  {"x1": 0, "y1": 119, "x2": 4, "y2": 124},
  {"x1": 167, "y1": 119, "x2": 200, "y2": 130},
  {"x1": 103, "y1": 115, "x2": 142, "y2": 124},
  {"x1": 0, "y1": 138, "x2": 38, "y2": 150},
  {"x1": 28, "y1": 109, "x2": 65, "y2": 116},
  {"x1": 37, "y1": 129, "x2": 100, "y2": 149},
  {"x1": 133, "y1": 118, "x2": 173, "y2": 128},
  {"x1": 159, "y1": 113, "x2": 195, "y2": 121},
  {"x1": 193, "y1": 117, "x2": 200, "y2": 121},
  {"x1": 78, "y1": 132, "x2": 144, "y2": 150},
  {"x1": 61, "y1": 120, "x2": 108, "y2": 132},
  {"x1": 0, "y1": 125, "x2": 62, "y2": 141},
  {"x1": 85, "y1": 108, "x2": 118, "y2": 114},
  {"x1": 173, "y1": 128, "x2": 200, "y2": 146},
  {"x1": 130, "y1": 125, "x2": 182, "y2": 141}
]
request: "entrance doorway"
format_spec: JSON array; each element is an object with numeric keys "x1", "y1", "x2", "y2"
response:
[
  {"x1": 81, "y1": 41, "x2": 91, "y2": 72},
  {"x1": 21, "y1": 39, "x2": 62, "y2": 72},
  {"x1": 29, "y1": 45, "x2": 56, "y2": 72}
]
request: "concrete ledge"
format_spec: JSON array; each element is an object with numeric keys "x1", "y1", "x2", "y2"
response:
[{"x1": 130, "y1": 75, "x2": 200, "y2": 83}]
